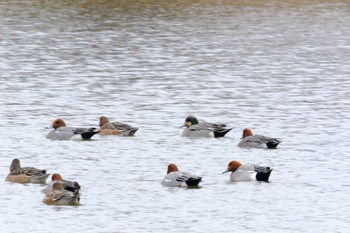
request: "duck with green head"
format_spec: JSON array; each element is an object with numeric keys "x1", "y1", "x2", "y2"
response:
[{"x1": 181, "y1": 115, "x2": 232, "y2": 138}]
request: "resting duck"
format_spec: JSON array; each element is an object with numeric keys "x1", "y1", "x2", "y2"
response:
[
  {"x1": 5, "y1": 158, "x2": 49, "y2": 184},
  {"x1": 223, "y1": 160, "x2": 272, "y2": 182},
  {"x1": 238, "y1": 128, "x2": 281, "y2": 149},
  {"x1": 181, "y1": 115, "x2": 232, "y2": 138},
  {"x1": 99, "y1": 116, "x2": 138, "y2": 136},
  {"x1": 42, "y1": 173, "x2": 81, "y2": 201},
  {"x1": 43, "y1": 182, "x2": 80, "y2": 205},
  {"x1": 47, "y1": 118, "x2": 99, "y2": 140},
  {"x1": 161, "y1": 163, "x2": 202, "y2": 187}
]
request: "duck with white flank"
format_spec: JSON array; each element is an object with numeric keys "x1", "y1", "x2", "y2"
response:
[
  {"x1": 47, "y1": 118, "x2": 99, "y2": 140},
  {"x1": 162, "y1": 164, "x2": 202, "y2": 187},
  {"x1": 238, "y1": 128, "x2": 281, "y2": 149},
  {"x1": 181, "y1": 115, "x2": 232, "y2": 138},
  {"x1": 223, "y1": 160, "x2": 272, "y2": 182}
]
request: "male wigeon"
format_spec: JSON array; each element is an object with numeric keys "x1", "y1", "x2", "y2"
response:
[
  {"x1": 46, "y1": 118, "x2": 99, "y2": 140},
  {"x1": 223, "y1": 160, "x2": 272, "y2": 182},
  {"x1": 181, "y1": 115, "x2": 232, "y2": 138},
  {"x1": 5, "y1": 158, "x2": 49, "y2": 184},
  {"x1": 43, "y1": 182, "x2": 80, "y2": 205},
  {"x1": 161, "y1": 163, "x2": 202, "y2": 187},
  {"x1": 99, "y1": 116, "x2": 138, "y2": 136},
  {"x1": 238, "y1": 128, "x2": 281, "y2": 149},
  {"x1": 42, "y1": 173, "x2": 81, "y2": 201}
]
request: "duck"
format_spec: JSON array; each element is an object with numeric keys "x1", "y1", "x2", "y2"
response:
[
  {"x1": 223, "y1": 160, "x2": 272, "y2": 182},
  {"x1": 238, "y1": 128, "x2": 281, "y2": 149},
  {"x1": 99, "y1": 116, "x2": 138, "y2": 136},
  {"x1": 43, "y1": 182, "x2": 80, "y2": 205},
  {"x1": 42, "y1": 173, "x2": 81, "y2": 201},
  {"x1": 46, "y1": 118, "x2": 99, "y2": 140},
  {"x1": 5, "y1": 158, "x2": 50, "y2": 184},
  {"x1": 181, "y1": 115, "x2": 232, "y2": 138},
  {"x1": 161, "y1": 163, "x2": 202, "y2": 187}
]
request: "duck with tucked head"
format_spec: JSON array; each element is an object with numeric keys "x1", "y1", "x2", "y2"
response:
[
  {"x1": 181, "y1": 115, "x2": 232, "y2": 138},
  {"x1": 99, "y1": 116, "x2": 138, "y2": 136},
  {"x1": 238, "y1": 128, "x2": 281, "y2": 149},
  {"x1": 223, "y1": 160, "x2": 272, "y2": 182},
  {"x1": 46, "y1": 118, "x2": 99, "y2": 140},
  {"x1": 43, "y1": 182, "x2": 80, "y2": 205},
  {"x1": 42, "y1": 173, "x2": 81, "y2": 201},
  {"x1": 161, "y1": 163, "x2": 202, "y2": 187},
  {"x1": 5, "y1": 158, "x2": 49, "y2": 184}
]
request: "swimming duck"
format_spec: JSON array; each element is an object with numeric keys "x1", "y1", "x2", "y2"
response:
[
  {"x1": 181, "y1": 115, "x2": 232, "y2": 138},
  {"x1": 46, "y1": 118, "x2": 99, "y2": 140},
  {"x1": 42, "y1": 173, "x2": 81, "y2": 201},
  {"x1": 223, "y1": 160, "x2": 272, "y2": 182},
  {"x1": 99, "y1": 116, "x2": 138, "y2": 136},
  {"x1": 238, "y1": 128, "x2": 281, "y2": 149},
  {"x1": 5, "y1": 158, "x2": 50, "y2": 184},
  {"x1": 43, "y1": 182, "x2": 80, "y2": 205},
  {"x1": 161, "y1": 163, "x2": 202, "y2": 187}
]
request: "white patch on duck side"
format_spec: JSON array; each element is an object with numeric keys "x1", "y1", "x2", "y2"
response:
[{"x1": 70, "y1": 134, "x2": 83, "y2": 140}]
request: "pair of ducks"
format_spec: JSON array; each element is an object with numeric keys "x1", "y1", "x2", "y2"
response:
[
  {"x1": 5, "y1": 159, "x2": 80, "y2": 205},
  {"x1": 162, "y1": 160, "x2": 273, "y2": 187},
  {"x1": 47, "y1": 115, "x2": 281, "y2": 149},
  {"x1": 182, "y1": 115, "x2": 281, "y2": 149},
  {"x1": 46, "y1": 116, "x2": 138, "y2": 140}
]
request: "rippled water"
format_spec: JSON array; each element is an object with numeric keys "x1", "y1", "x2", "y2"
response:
[{"x1": 1, "y1": 0, "x2": 350, "y2": 232}]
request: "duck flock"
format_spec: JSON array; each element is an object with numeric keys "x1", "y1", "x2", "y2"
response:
[{"x1": 5, "y1": 115, "x2": 281, "y2": 206}]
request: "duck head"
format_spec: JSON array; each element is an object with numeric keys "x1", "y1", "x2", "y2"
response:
[
  {"x1": 51, "y1": 173, "x2": 63, "y2": 181},
  {"x1": 52, "y1": 182, "x2": 63, "y2": 191},
  {"x1": 184, "y1": 115, "x2": 199, "y2": 128},
  {"x1": 51, "y1": 118, "x2": 66, "y2": 129},
  {"x1": 167, "y1": 163, "x2": 179, "y2": 174},
  {"x1": 242, "y1": 128, "x2": 253, "y2": 139},
  {"x1": 223, "y1": 160, "x2": 242, "y2": 174},
  {"x1": 10, "y1": 158, "x2": 21, "y2": 171},
  {"x1": 99, "y1": 116, "x2": 110, "y2": 127}
]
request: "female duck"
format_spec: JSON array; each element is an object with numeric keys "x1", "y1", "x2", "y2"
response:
[
  {"x1": 5, "y1": 158, "x2": 49, "y2": 184},
  {"x1": 42, "y1": 173, "x2": 81, "y2": 201},
  {"x1": 43, "y1": 182, "x2": 80, "y2": 205},
  {"x1": 181, "y1": 115, "x2": 232, "y2": 138},
  {"x1": 162, "y1": 163, "x2": 202, "y2": 187},
  {"x1": 99, "y1": 116, "x2": 138, "y2": 136},
  {"x1": 238, "y1": 128, "x2": 281, "y2": 149},
  {"x1": 47, "y1": 118, "x2": 99, "y2": 140},
  {"x1": 223, "y1": 160, "x2": 272, "y2": 182}
]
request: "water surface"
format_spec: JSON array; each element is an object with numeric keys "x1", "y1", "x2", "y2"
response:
[{"x1": 1, "y1": 1, "x2": 350, "y2": 232}]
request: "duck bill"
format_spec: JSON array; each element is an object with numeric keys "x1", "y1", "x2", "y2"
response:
[{"x1": 222, "y1": 170, "x2": 229, "y2": 174}]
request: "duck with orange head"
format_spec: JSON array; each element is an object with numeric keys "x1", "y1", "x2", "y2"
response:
[
  {"x1": 162, "y1": 163, "x2": 202, "y2": 187},
  {"x1": 223, "y1": 160, "x2": 272, "y2": 182}
]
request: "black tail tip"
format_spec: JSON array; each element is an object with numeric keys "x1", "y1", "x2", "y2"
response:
[
  {"x1": 256, "y1": 169, "x2": 272, "y2": 182},
  {"x1": 81, "y1": 131, "x2": 99, "y2": 140},
  {"x1": 185, "y1": 177, "x2": 202, "y2": 187},
  {"x1": 266, "y1": 142, "x2": 280, "y2": 149},
  {"x1": 214, "y1": 128, "x2": 232, "y2": 138}
]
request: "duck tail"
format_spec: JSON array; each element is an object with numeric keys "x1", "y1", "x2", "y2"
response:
[
  {"x1": 185, "y1": 177, "x2": 202, "y2": 187},
  {"x1": 81, "y1": 128, "x2": 100, "y2": 140},
  {"x1": 122, "y1": 128, "x2": 139, "y2": 136},
  {"x1": 214, "y1": 128, "x2": 232, "y2": 138},
  {"x1": 266, "y1": 139, "x2": 281, "y2": 149},
  {"x1": 256, "y1": 168, "x2": 272, "y2": 182}
]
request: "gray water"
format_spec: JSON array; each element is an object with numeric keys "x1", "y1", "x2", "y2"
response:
[{"x1": 1, "y1": 0, "x2": 350, "y2": 232}]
